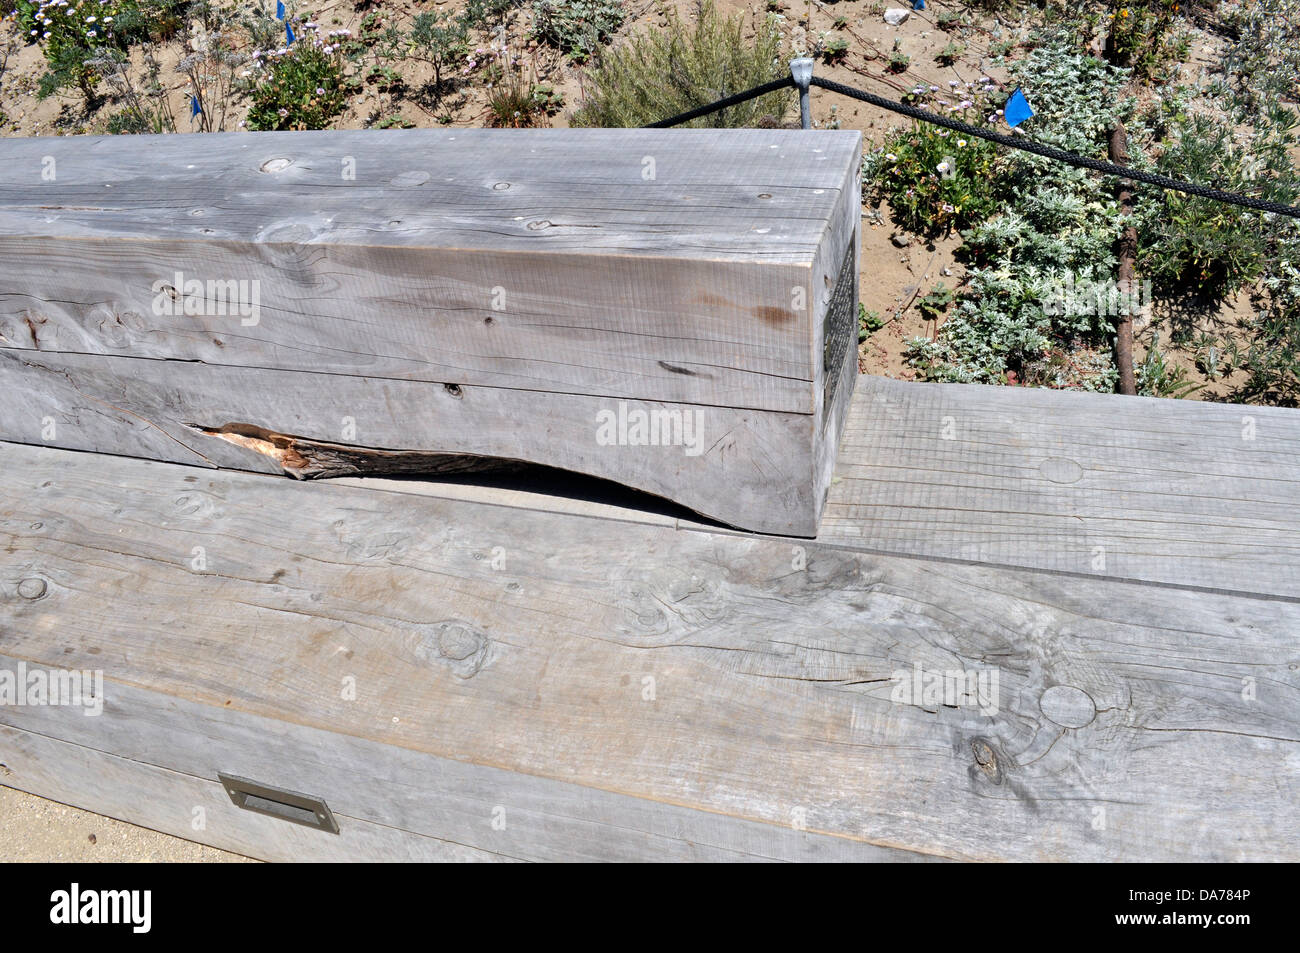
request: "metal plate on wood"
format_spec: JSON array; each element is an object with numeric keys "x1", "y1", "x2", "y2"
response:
[{"x1": 218, "y1": 772, "x2": 340, "y2": 834}]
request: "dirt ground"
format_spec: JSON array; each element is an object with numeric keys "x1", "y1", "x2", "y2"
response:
[{"x1": 0, "y1": 784, "x2": 254, "y2": 861}]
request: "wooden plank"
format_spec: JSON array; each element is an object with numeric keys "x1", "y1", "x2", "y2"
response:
[
  {"x1": 0, "y1": 129, "x2": 865, "y2": 237},
  {"x1": 0, "y1": 128, "x2": 864, "y2": 413},
  {"x1": 1, "y1": 441, "x2": 1294, "y2": 861},
  {"x1": 0, "y1": 670, "x2": 932, "y2": 863},
  {"x1": 819, "y1": 376, "x2": 1300, "y2": 599},
  {"x1": 0, "y1": 725, "x2": 512, "y2": 862},
  {"x1": 0, "y1": 348, "x2": 822, "y2": 535}
]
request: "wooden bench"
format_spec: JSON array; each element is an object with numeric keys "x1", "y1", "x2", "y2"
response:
[
  {"x1": 1, "y1": 130, "x2": 1296, "y2": 862},
  {"x1": 1, "y1": 377, "x2": 1296, "y2": 861},
  {"x1": 0, "y1": 128, "x2": 862, "y2": 535}
]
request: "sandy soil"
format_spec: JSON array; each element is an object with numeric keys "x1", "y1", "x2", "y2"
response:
[{"x1": 0, "y1": 784, "x2": 255, "y2": 861}]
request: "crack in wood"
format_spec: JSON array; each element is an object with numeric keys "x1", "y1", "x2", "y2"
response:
[{"x1": 189, "y1": 422, "x2": 530, "y2": 480}]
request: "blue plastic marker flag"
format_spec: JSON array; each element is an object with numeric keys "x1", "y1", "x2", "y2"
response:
[
  {"x1": 190, "y1": 95, "x2": 202, "y2": 117},
  {"x1": 1004, "y1": 87, "x2": 1034, "y2": 127},
  {"x1": 912, "y1": 0, "x2": 925, "y2": 9},
  {"x1": 286, "y1": 21, "x2": 295, "y2": 44},
  {"x1": 276, "y1": 0, "x2": 285, "y2": 19}
]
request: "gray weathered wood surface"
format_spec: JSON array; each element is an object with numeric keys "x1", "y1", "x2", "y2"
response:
[
  {"x1": 1, "y1": 431, "x2": 1295, "y2": 862},
  {"x1": 0, "y1": 128, "x2": 864, "y2": 535},
  {"x1": 0, "y1": 724, "x2": 508, "y2": 862},
  {"x1": 0, "y1": 347, "x2": 823, "y2": 535},
  {"x1": 819, "y1": 376, "x2": 1300, "y2": 600},
  {"x1": 0, "y1": 128, "x2": 862, "y2": 413}
]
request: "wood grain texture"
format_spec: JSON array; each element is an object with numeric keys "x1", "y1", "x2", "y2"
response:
[
  {"x1": 0, "y1": 348, "x2": 824, "y2": 535},
  {"x1": 818, "y1": 376, "x2": 1300, "y2": 599},
  {"x1": 0, "y1": 670, "x2": 932, "y2": 863},
  {"x1": 0, "y1": 725, "x2": 510, "y2": 862},
  {"x1": 1, "y1": 441, "x2": 1294, "y2": 862},
  {"x1": 0, "y1": 128, "x2": 864, "y2": 413}
]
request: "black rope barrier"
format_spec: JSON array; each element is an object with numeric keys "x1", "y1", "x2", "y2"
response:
[
  {"x1": 643, "y1": 73, "x2": 1300, "y2": 220},
  {"x1": 642, "y1": 76, "x2": 796, "y2": 129}
]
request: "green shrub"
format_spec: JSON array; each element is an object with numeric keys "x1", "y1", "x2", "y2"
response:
[
  {"x1": 818, "y1": 33, "x2": 848, "y2": 65},
  {"x1": 1229, "y1": 221, "x2": 1300, "y2": 406},
  {"x1": 245, "y1": 27, "x2": 348, "y2": 130},
  {"x1": 1218, "y1": 0, "x2": 1300, "y2": 116},
  {"x1": 904, "y1": 41, "x2": 1135, "y2": 388},
  {"x1": 571, "y1": 0, "x2": 790, "y2": 129},
  {"x1": 20, "y1": 0, "x2": 138, "y2": 103},
  {"x1": 1136, "y1": 114, "x2": 1270, "y2": 298},
  {"x1": 115, "y1": 0, "x2": 190, "y2": 42},
  {"x1": 485, "y1": 78, "x2": 545, "y2": 127},
  {"x1": 864, "y1": 79, "x2": 1006, "y2": 237},
  {"x1": 1135, "y1": 331, "x2": 1203, "y2": 398},
  {"x1": 935, "y1": 41, "x2": 963, "y2": 66},
  {"x1": 859, "y1": 304, "x2": 883, "y2": 340},
  {"x1": 106, "y1": 105, "x2": 154, "y2": 132},
  {"x1": 530, "y1": 0, "x2": 624, "y2": 62},
  {"x1": 1104, "y1": 0, "x2": 1185, "y2": 82},
  {"x1": 409, "y1": 10, "x2": 468, "y2": 93},
  {"x1": 461, "y1": 0, "x2": 519, "y2": 30},
  {"x1": 93, "y1": 41, "x2": 177, "y2": 133}
]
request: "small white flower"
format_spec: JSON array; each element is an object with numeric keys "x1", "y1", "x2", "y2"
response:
[
  {"x1": 956, "y1": 138, "x2": 967, "y2": 147},
  {"x1": 936, "y1": 161, "x2": 951, "y2": 174},
  {"x1": 885, "y1": 152, "x2": 897, "y2": 161}
]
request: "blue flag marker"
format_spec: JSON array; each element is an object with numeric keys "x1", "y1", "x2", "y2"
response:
[
  {"x1": 190, "y1": 95, "x2": 202, "y2": 118},
  {"x1": 1004, "y1": 87, "x2": 1034, "y2": 127},
  {"x1": 276, "y1": 0, "x2": 285, "y2": 19},
  {"x1": 912, "y1": 0, "x2": 925, "y2": 9},
  {"x1": 286, "y1": 21, "x2": 295, "y2": 44}
]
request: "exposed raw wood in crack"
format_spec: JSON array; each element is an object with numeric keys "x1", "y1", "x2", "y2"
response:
[{"x1": 190, "y1": 422, "x2": 529, "y2": 480}]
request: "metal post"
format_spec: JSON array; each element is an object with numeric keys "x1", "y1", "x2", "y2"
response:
[{"x1": 790, "y1": 57, "x2": 813, "y2": 130}]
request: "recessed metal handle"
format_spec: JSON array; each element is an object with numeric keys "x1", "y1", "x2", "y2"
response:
[{"x1": 218, "y1": 773, "x2": 339, "y2": 834}]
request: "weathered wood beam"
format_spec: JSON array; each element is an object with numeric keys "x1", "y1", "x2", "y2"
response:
[
  {"x1": 0, "y1": 128, "x2": 864, "y2": 535},
  {"x1": 0, "y1": 348, "x2": 824, "y2": 534},
  {"x1": 1, "y1": 441, "x2": 1294, "y2": 861},
  {"x1": 820, "y1": 376, "x2": 1300, "y2": 600}
]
